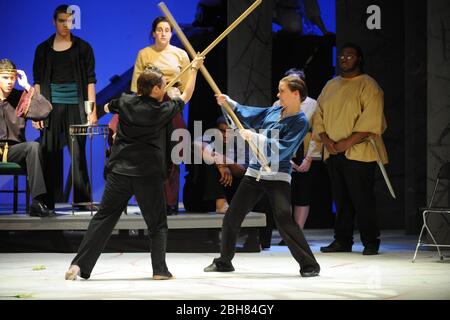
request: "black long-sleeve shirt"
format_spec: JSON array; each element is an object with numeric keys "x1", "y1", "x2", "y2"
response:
[
  {"x1": 33, "y1": 34, "x2": 96, "y2": 124},
  {"x1": 106, "y1": 94, "x2": 185, "y2": 177}
]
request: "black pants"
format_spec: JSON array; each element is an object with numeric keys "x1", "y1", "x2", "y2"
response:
[
  {"x1": 7, "y1": 142, "x2": 46, "y2": 200},
  {"x1": 203, "y1": 164, "x2": 240, "y2": 204},
  {"x1": 71, "y1": 172, "x2": 169, "y2": 279},
  {"x1": 327, "y1": 153, "x2": 379, "y2": 247},
  {"x1": 203, "y1": 165, "x2": 275, "y2": 247},
  {"x1": 253, "y1": 195, "x2": 275, "y2": 248},
  {"x1": 41, "y1": 103, "x2": 90, "y2": 207},
  {"x1": 215, "y1": 176, "x2": 319, "y2": 272}
]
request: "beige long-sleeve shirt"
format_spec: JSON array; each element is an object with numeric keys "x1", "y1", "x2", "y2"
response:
[
  {"x1": 312, "y1": 74, "x2": 388, "y2": 163},
  {"x1": 130, "y1": 44, "x2": 190, "y2": 93}
]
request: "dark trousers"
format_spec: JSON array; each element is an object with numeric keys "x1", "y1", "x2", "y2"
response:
[
  {"x1": 164, "y1": 111, "x2": 185, "y2": 208},
  {"x1": 71, "y1": 172, "x2": 169, "y2": 279},
  {"x1": 253, "y1": 195, "x2": 275, "y2": 248},
  {"x1": 203, "y1": 165, "x2": 275, "y2": 247},
  {"x1": 7, "y1": 142, "x2": 46, "y2": 200},
  {"x1": 327, "y1": 153, "x2": 379, "y2": 247},
  {"x1": 41, "y1": 104, "x2": 90, "y2": 207},
  {"x1": 216, "y1": 176, "x2": 319, "y2": 272},
  {"x1": 203, "y1": 164, "x2": 240, "y2": 203}
]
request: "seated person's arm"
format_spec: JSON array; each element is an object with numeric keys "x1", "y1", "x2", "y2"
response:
[{"x1": 227, "y1": 163, "x2": 246, "y2": 178}]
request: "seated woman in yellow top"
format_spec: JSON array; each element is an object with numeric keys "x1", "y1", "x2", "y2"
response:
[{"x1": 131, "y1": 16, "x2": 191, "y2": 215}]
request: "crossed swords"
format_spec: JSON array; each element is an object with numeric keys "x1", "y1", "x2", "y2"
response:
[
  {"x1": 158, "y1": 0, "x2": 272, "y2": 175},
  {"x1": 159, "y1": 1, "x2": 396, "y2": 198}
]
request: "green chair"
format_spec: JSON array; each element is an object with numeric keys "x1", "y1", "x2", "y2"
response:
[{"x1": 0, "y1": 162, "x2": 30, "y2": 214}]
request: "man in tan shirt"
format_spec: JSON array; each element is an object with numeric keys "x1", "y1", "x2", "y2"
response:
[{"x1": 313, "y1": 43, "x2": 388, "y2": 255}]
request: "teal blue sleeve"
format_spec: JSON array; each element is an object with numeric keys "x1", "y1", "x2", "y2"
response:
[{"x1": 234, "y1": 104, "x2": 270, "y2": 130}]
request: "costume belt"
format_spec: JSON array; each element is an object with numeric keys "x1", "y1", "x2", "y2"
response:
[{"x1": 0, "y1": 142, "x2": 9, "y2": 162}]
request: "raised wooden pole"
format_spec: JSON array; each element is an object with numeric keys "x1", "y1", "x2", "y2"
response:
[{"x1": 159, "y1": 1, "x2": 271, "y2": 173}]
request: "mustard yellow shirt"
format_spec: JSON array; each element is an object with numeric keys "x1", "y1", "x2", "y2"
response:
[
  {"x1": 131, "y1": 44, "x2": 190, "y2": 93},
  {"x1": 313, "y1": 74, "x2": 388, "y2": 164}
]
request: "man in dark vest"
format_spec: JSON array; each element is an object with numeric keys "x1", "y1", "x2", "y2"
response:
[{"x1": 33, "y1": 4, "x2": 97, "y2": 211}]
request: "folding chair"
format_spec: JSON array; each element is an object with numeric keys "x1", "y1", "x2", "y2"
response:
[{"x1": 412, "y1": 162, "x2": 450, "y2": 262}]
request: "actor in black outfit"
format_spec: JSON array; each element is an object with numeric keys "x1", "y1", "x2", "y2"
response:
[
  {"x1": 32, "y1": 4, "x2": 97, "y2": 210},
  {"x1": 0, "y1": 59, "x2": 52, "y2": 216},
  {"x1": 64, "y1": 57, "x2": 204, "y2": 281}
]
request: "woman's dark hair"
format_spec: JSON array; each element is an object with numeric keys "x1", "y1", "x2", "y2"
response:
[
  {"x1": 340, "y1": 42, "x2": 365, "y2": 72},
  {"x1": 280, "y1": 76, "x2": 308, "y2": 102},
  {"x1": 152, "y1": 16, "x2": 171, "y2": 33},
  {"x1": 137, "y1": 66, "x2": 164, "y2": 96}
]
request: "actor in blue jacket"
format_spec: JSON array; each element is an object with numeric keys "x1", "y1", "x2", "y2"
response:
[{"x1": 204, "y1": 75, "x2": 320, "y2": 277}]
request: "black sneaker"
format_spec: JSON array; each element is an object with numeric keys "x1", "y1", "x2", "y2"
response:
[
  {"x1": 300, "y1": 269, "x2": 320, "y2": 278},
  {"x1": 320, "y1": 240, "x2": 352, "y2": 253},
  {"x1": 167, "y1": 205, "x2": 178, "y2": 216},
  {"x1": 30, "y1": 201, "x2": 52, "y2": 217},
  {"x1": 363, "y1": 245, "x2": 379, "y2": 255},
  {"x1": 204, "y1": 260, "x2": 235, "y2": 272},
  {"x1": 300, "y1": 264, "x2": 320, "y2": 277}
]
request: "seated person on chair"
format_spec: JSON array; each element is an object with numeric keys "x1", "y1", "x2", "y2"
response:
[
  {"x1": 189, "y1": 116, "x2": 275, "y2": 249},
  {"x1": 0, "y1": 59, "x2": 52, "y2": 216},
  {"x1": 191, "y1": 116, "x2": 247, "y2": 213}
]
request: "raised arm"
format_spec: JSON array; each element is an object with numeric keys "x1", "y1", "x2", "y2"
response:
[
  {"x1": 179, "y1": 56, "x2": 204, "y2": 104},
  {"x1": 16, "y1": 70, "x2": 52, "y2": 121}
]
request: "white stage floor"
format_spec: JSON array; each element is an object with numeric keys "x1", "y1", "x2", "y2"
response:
[{"x1": 0, "y1": 230, "x2": 449, "y2": 300}]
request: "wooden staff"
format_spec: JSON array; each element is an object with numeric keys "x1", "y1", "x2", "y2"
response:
[
  {"x1": 163, "y1": 0, "x2": 262, "y2": 90},
  {"x1": 159, "y1": 1, "x2": 271, "y2": 174}
]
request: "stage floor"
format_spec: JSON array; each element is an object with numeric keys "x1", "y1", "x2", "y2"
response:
[{"x1": 0, "y1": 230, "x2": 449, "y2": 300}]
